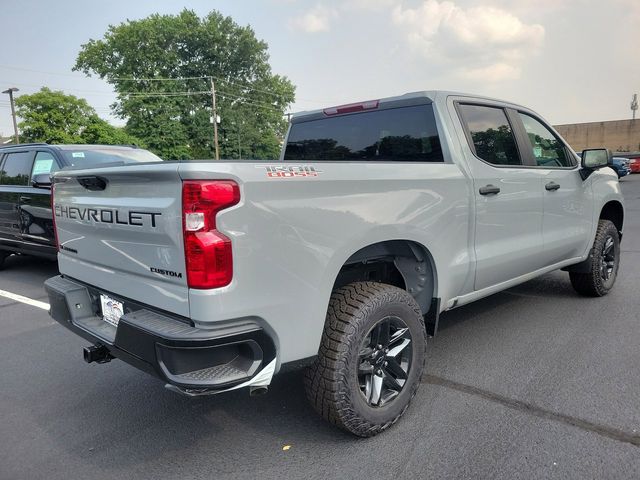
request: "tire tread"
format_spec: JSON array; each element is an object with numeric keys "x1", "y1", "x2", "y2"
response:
[
  {"x1": 304, "y1": 282, "x2": 426, "y2": 437},
  {"x1": 569, "y1": 219, "x2": 619, "y2": 297}
]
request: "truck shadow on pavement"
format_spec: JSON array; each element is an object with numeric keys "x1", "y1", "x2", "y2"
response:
[
  {"x1": 35, "y1": 362, "x2": 351, "y2": 472},
  {"x1": 32, "y1": 273, "x2": 585, "y2": 473},
  {"x1": 435, "y1": 270, "x2": 578, "y2": 334},
  {"x1": 1, "y1": 253, "x2": 58, "y2": 277},
  {"x1": 9, "y1": 261, "x2": 599, "y2": 474}
]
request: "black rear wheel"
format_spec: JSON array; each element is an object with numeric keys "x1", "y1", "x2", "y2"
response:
[
  {"x1": 305, "y1": 282, "x2": 427, "y2": 437},
  {"x1": 357, "y1": 316, "x2": 413, "y2": 408}
]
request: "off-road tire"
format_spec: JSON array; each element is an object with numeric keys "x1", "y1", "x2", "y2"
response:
[
  {"x1": 304, "y1": 282, "x2": 427, "y2": 437},
  {"x1": 569, "y1": 219, "x2": 620, "y2": 297}
]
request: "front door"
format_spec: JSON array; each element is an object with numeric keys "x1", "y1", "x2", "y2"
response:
[{"x1": 515, "y1": 112, "x2": 594, "y2": 266}]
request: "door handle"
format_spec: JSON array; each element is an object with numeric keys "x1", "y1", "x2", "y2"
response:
[
  {"x1": 545, "y1": 182, "x2": 560, "y2": 191},
  {"x1": 19, "y1": 196, "x2": 31, "y2": 202},
  {"x1": 479, "y1": 185, "x2": 500, "y2": 195}
]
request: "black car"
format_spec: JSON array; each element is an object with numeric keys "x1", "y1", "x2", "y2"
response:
[{"x1": 0, "y1": 143, "x2": 162, "y2": 268}]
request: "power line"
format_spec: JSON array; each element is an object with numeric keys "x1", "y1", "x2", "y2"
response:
[
  {"x1": 216, "y1": 92, "x2": 286, "y2": 112},
  {"x1": 114, "y1": 87, "x2": 289, "y2": 112},
  {"x1": 0, "y1": 64, "x2": 210, "y2": 82},
  {"x1": 0, "y1": 63, "x2": 337, "y2": 104},
  {"x1": 119, "y1": 91, "x2": 211, "y2": 97},
  {"x1": 0, "y1": 65, "x2": 298, "y2": 119}
]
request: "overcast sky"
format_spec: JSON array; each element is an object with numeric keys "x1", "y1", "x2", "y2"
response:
[{"x1": 1, "y1": 0, "x2": 638, "y2": 137}]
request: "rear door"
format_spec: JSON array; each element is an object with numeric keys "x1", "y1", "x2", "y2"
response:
[
  {"x1": 0, "y1": 150, "x2": 35, "y2": 245},
  {"x1": 19, "y1": 150, "x2": 60, "y2": 249},
  {"x1": 514, "y1": 112, "x2": 593, "y2": 266},
  {"x1": 456, "y1": 103, "x2": 545, "y2": 291}
]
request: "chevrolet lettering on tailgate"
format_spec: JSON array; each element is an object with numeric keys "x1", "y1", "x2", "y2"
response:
[{"x1": 54, "y1": 205, "x2": 161, "y2": 227}]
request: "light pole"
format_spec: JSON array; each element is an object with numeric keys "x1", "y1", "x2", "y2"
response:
[{"x1": 2, "y1": 87, "x2": 19, "y2": 144}]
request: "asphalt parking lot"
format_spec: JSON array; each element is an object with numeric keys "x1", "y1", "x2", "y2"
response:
[{"x1": 1, "y1": 176, "x2": 639, "y2": 480}]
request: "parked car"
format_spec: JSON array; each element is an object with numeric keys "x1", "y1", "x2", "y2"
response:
[
  {"x1": 0, "y1": 144, "x2": 162, "y2": 268},
  {"x1": 610, "y1": 157, "x2": 631, "y2": 178},
  {"x1": 45, "y1": 91, "x2": 624, "y2": 437},
  {"x1": 629, "y1": 157, "x2": 640, "y2": 173}
]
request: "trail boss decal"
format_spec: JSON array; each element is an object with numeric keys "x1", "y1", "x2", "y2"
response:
[{"x1": 258, "y1": 165, "x2": 322, "y2": 178}]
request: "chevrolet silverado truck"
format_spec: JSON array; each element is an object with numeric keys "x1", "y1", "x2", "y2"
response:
[{"x1": 44, "y1": 91, "x2": 624, "y2": 437}]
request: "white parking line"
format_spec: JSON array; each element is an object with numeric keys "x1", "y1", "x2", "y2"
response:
[{"x1": 0, "y1": 289, "x2": 50, "y2": 310}]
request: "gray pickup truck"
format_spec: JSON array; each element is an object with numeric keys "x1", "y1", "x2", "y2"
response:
[{"x1": 45, "y1": 91, "x2": 624, "y2": 436}]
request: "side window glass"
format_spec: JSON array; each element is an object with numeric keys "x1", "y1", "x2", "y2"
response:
[
  {"x1": 32, "y1": 151, "x2": 59, "y2": 177},
  {"x1": 458, "y1": 104, "x2": 521, "y2": 166},
  {"x1": 518, "y1": 113, "x2": 573, "y2": 167},
  {"x1": 0, "y1": 151, "x2": 33, "y2": 186}
]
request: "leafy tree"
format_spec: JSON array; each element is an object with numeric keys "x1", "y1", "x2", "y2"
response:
[
  {"x1": 82, "y1": 116, "x2": 143, "y2": 146},
  {"x1": 15, "y1": 87, "x2": 142, "y2": 146},
  {"x1": 15, "y1": 87, "x2": 95, "y2": 143},
  {"x1": 74, "y1": 9, "x2": 295, "y2": 160}
]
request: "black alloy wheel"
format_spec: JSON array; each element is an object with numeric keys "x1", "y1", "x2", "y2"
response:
[{"x1": 357, "y1": 317, "x2": 412, "y2": 408}]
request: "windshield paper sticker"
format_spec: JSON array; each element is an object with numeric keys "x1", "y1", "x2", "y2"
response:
[
  {"x1": 258, "y1": 165, "x2": 322, "y2": 178},
  {"x1": 72, "y1": 152, "x2": 85, "y2": 158}
]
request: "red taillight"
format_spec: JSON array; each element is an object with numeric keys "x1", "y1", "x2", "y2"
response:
[
  {"x1": 323, "y1": 100, "x2": 379, "y2": 116},
  {"x1": 51, "y1": 182, "x2": 60, "y2": 251},
  {"x1": 182, "y1": 180, "x2": 240, "y2": 289}
]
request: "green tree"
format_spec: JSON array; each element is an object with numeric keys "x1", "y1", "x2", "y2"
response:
[
  {"x1": 15, "y1": 87, "x2": 142, "y2": 146},
  {"x1": 82, "y1": 116, "x2": 143, "y2": 146},
  {"x1": 15, "y1": 87, "x2": 95, "y2": 143},
  {"x1": 74, "y1": 9, "x2": 295, "y2": 160}
]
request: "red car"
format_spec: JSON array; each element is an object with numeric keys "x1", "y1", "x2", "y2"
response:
[{"x1": 629, "y1": 157, "x2": 640, "y2": 173}]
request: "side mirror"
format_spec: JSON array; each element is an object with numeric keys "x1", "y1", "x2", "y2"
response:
[
  {"x1": 580, "y1": 148, "x2": 611, "y2": 180},
  {"x1": 31, "y1": 173, "x2": 52, "y2": 189}
]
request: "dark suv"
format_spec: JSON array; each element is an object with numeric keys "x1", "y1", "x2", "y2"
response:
[{"x1": 0, "y1": 143, "x2": 162, "y2": 268}]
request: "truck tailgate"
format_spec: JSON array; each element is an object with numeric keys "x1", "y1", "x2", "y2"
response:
[{"x1": 53, "y1": 163, "x2": 189, "y2": 317}]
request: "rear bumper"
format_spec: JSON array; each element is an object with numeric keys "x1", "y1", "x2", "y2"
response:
[{"x1": 44, "y1": 275, "x2": 277, "y2": 394}]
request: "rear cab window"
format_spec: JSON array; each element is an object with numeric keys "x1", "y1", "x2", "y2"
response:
[{"x1": 284, "y1": 104, "x2": 443, "y2": 162}]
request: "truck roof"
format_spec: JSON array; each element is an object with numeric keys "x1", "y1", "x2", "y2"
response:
[
  {"x1": 0, "y1": 143, "x2": 142, "y2": 151},
  {"x1": 291, "y1": 90, "x2": 529, "y2": 123}
]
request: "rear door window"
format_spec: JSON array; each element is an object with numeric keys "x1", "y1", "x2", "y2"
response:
[
  {"x1": 31, "y1": 151, "x2": 60, "y2": 177},
  {"x1": 284, "y1": 104, "x2": 443, "y2": 162},
  {"x1": 458, "y1": 104, "x2": 522, "y2": 166},
  {"x1": 0, "y1": 151, "x2": 34, "y2": 186}
]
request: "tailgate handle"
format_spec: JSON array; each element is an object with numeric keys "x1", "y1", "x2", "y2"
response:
[{"x1": 77, "y1": 176, "x2": 108, "y2": 191}]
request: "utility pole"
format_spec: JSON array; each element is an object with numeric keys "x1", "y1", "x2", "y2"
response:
[
  {"x1": 210, "y1": 77, "x2": 220, "y2": 160},
  {"x1": 631, "y1": 94, "x2": 638, "y2": 121},
  {"x1": 2, "y1": 87, "x2": 19, "y2": 144}
]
